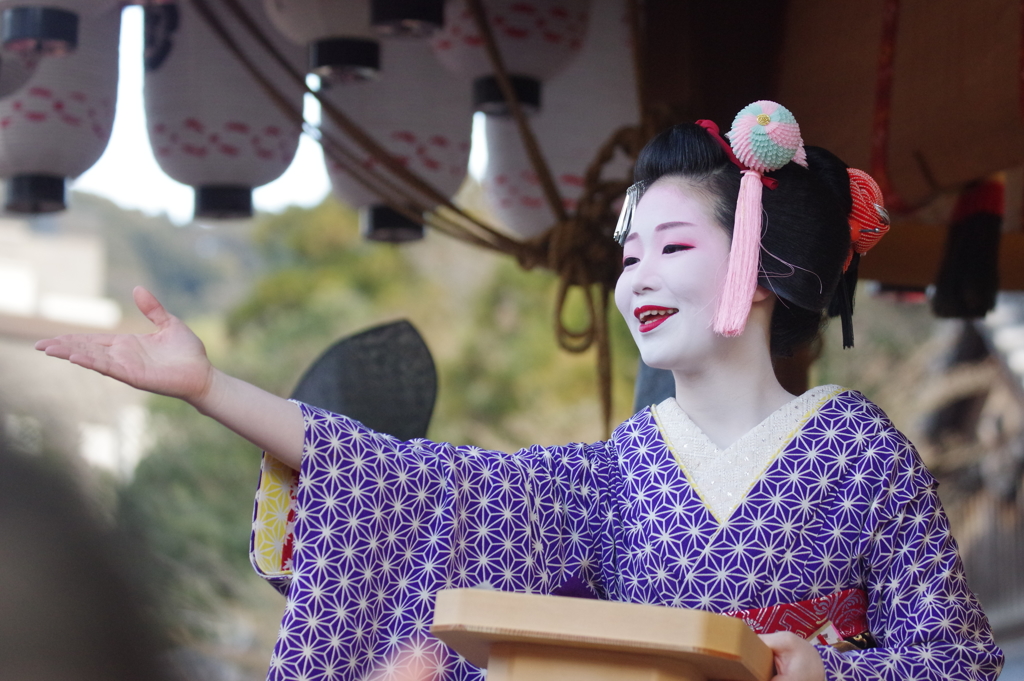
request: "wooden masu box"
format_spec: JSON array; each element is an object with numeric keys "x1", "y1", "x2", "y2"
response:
[{"x1": 432, "y1": 589, "x2": 775, "y2": 681}]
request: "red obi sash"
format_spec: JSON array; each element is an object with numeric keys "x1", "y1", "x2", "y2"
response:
[{"x1": 725, "y1": 588, "x2": 874, "y2": 649}]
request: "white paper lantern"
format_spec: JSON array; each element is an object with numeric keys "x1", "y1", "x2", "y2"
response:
[
  {"x1": 0, "y1": 47, "x2": 38, "y2": 98},
  {"x1": 264, "y1": 0, "x2": 381, "y2": 82},
  {"x1": 0, "y1": 5, "x2": 118, "y2": 212},
  {"x1": 430, "y1": 0, "x2": 589, "y2": 113},
  {"x1": 145, "y1": 0, "x2": 304, "y2": 219},
  {"x1": 320, "y1": 37, "x2": 471, "y2": 241},
  {"x1": 1, "y1": 0, "x2": 120, "y2": 56},
  {"x1": 480, "y1": 0, "x2": 637, "y2": 239}
]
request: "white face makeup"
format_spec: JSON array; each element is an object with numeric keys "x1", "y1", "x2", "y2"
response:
[{"x1": 614, "y1": 179, "x2": 733, "y2": 371}]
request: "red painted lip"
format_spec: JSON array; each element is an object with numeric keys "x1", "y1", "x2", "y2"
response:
[{"x1": 634, "y1": 305, "x2": 678, "y2": 333}]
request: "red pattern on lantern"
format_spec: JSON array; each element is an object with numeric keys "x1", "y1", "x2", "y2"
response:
[
  {"x1": 322, "y1": 38, "x2": 471, "y2": 211},
  {"x1": 144, "y1": 0, "x2": 302, "y2": 197},
  {"x1": 480, "y1": 0, "x2": 635, "y2": 239},
  {"x1": 431, "y1": 0, "x2": 589, "y2": 81},
  {"x1": 325, "y1": 127, "x2": 470, "y2": 207},
  {"x1": 2, "y1": 87, "x2": 111, "y2": 135},
  {"x1": 0, "y1": 6, "x2": 118, "y2": 180},
  {"x1": 149, "y1": 119, "x2": 295, "y2": 163}
]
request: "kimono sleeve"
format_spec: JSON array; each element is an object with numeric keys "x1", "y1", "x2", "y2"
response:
[
  {"x1": 817, "y1": 426, "x2": 1003, "y2": 681},
  {"x1": 252, "y1": 402, "x2": 614, "y2": 681}
]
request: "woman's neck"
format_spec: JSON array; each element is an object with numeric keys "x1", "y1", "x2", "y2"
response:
[{"x1": 669, "y1": 308, "x2": 794, "y2": 450}]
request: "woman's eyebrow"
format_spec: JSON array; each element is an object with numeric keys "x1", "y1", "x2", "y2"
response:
[{"x1": 655, "y1": 221, "x2": 696, "y2": 232}]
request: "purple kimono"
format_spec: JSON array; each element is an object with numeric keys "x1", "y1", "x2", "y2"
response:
[{"x1": 250, "y1": 389, "x2": 1002, "y2": 680}]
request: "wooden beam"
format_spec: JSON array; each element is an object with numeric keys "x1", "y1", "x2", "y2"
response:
[
  {"x1": 858, "y1": 221, "x2": 1024, "y2": 291},
  {"x1": 640, "y1": 0, "x2": 790, "y2": 128},
  {"x1": 636, "y1": 2, "x2": 1023, "y2": 293}
]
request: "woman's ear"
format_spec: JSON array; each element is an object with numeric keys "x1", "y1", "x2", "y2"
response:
[{"x1": 752, "y1": 285, "x2": 774, "y2": 303}]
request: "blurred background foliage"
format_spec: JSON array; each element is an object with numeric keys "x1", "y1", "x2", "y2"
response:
[{"x1": 104, "y1": 194, "x2": 639, "y2": 675}]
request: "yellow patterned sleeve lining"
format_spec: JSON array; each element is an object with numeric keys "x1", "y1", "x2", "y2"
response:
[{"x1": 252, "y1": 453, "x2": 298, "y2": 577}]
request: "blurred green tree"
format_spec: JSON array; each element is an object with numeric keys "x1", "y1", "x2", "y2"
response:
[{"x1": 116, "y1": 196, "x2": 639, "y2": 649}]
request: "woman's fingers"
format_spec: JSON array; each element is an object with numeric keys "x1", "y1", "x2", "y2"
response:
[
  {"x1": 35, "y1": 334, "x2": 133, "y2": 382},
  {"x1": 39, "y1": 344, "x2": 70, "y2": 360},
  {"x1": 133, "y1": 285, "x2": 172, "y2": 328},
  {"x1": 36, "y1": 290, "x2": 215, "y2": 401},
  {"x1": 35, "y1": 336, "x2": 86, "y2": 352},
  {"x1": 759, "y1": 632, "x2": 825, "y2": 681},
  {"x1": 37, "y1": 334, "x2": 113, "y2": 355},
  {"x1": 68, "y1": 352, "x2": 100, "y2": 371}
]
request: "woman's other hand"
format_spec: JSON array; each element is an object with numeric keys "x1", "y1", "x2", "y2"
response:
[
  {"x1": 35, "y1": 286, "x2": 215, "y2": 406},
  {"x1": 759, "y1": 632, "x2": 826, "y2": 681}
]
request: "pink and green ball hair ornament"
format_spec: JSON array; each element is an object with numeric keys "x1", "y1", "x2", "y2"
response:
[
  {"x1": 712, "y1": 100, "x2": 808, "y2": 338},
  {"x1": 728, "y1": 101, "x2": 808, "y2": 173}
]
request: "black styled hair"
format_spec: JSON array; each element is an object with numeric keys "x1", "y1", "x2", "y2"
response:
[{"x1": 632, "y1": 122, "x2": 854, "y2": 356}]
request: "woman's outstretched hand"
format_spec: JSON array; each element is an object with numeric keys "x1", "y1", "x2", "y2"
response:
[
  {"x1": 759, "y1": 632, "x2": 826, "y2": 681},
  {"x1": 35, "y1": 286, "x2": 214, "y2": 406},
  {"x1": 35, "y1": 286, "x2": 305, "y2": 470}
]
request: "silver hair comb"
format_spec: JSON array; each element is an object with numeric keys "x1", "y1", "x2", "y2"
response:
[{"x1": 613, "y1": 181, "x2": 648, "y2": 245}]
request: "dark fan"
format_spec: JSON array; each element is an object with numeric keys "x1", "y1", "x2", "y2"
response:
[{"x1": 289, "y1": 320, "x2": 437, "y2": 440}]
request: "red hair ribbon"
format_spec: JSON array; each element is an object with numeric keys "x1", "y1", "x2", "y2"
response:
[
  {"x1": 696, "y1": 119, "x2": 779, "y2": 190},
  {"x1": 845, "y1": 169, "x2": 890, "y2": 271}
]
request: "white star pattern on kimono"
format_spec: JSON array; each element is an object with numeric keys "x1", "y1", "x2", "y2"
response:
[{"x1": 250, "y1": 390, "x2": 1003, "y2": 681}]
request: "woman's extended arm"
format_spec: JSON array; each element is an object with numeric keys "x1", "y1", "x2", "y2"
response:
[{"x1": 35, "y1": 286, "x2": 304, "y2": 470}]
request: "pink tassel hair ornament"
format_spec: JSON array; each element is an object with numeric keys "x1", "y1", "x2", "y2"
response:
[{"x1": 711, "y1": 101, "x2": 807, "y2": 337}]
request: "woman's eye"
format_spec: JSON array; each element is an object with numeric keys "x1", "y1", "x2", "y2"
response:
[
  {"x1": 623, "y1": 256, "x2": 640, "y2": 267},
  {"x1": 663, "y1": 244, "x2": 693, "y2": 254}
]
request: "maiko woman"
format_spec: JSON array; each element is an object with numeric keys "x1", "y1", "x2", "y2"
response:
[{"x1": 38, "y1": 101, "x2": 1003, "y2": 681}]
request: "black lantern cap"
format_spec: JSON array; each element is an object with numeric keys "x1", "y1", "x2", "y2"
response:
[
  {"x1": 2, "y1": 7, "x2": 78, "y2": 56},
  {"x1": 472, "y1": 75, "x2": 541, "y2": 115},
  {"x1": 7, "y1": 174, "x2": 65, "y2": 213},
  {"x1": 371, "y1": 0, "x2": 444, "y2": 37},
  {"x1": 311, "y1": 38, "x2": 380, "y2": 82},
  {"x1": 362, "y1": 205, "x2": 424, "y2": 242},
  {"x1": 195, "y1": 185, "x2": 252, "y2": 219}
]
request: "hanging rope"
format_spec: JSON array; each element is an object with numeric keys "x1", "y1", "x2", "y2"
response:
[
  {"x1": 461, "y1": 0, "x2": 661, "y2": 432},
  {"x1": 197, "y1": 0, "x2": 528, "y2": 255},
  {"x1": 187, "y1": 0, "x2": 649, "y2": 435},
  {"x1": 464, "y1": 0, "x2": 567, "y2": 224}
]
